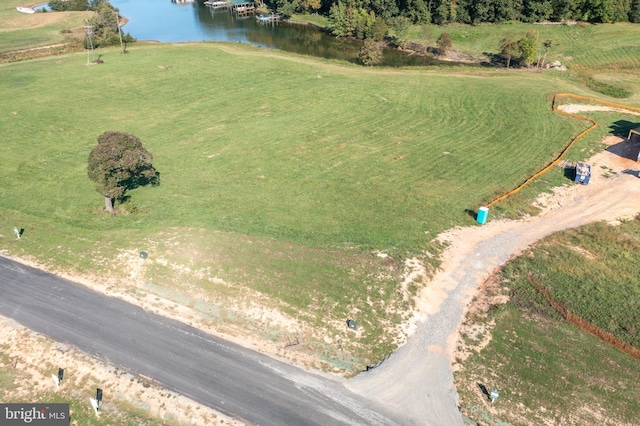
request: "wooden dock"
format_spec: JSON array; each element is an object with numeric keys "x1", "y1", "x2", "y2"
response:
[
  {"x1": 256, "y1": 13, "x2": 281, "y2": 23},
  {"x1": 204, "y1": 0, "x2": 230, "y2": 8}
]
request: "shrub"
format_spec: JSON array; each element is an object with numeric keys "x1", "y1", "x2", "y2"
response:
[
  {"x1": 436, "y1": 32, "x2": 452, "y2": 54},
  {"x1": 359, "y1": 38, "x2": 383, "y2": 66},
  {"x1": 586, "y1": 79, "x2": 632, "y2": 98}
]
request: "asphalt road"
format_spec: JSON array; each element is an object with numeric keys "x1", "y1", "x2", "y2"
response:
[{"x1": 0, "y1": 255, "x2": 409, "y2": 426}]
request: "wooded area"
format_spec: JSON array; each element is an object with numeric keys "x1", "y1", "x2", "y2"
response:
[{"x1": 269, "y1": 0, "x2": 640, "y2": 26}]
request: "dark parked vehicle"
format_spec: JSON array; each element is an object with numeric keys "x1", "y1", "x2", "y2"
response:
[{"x1": 574, "y1": 162, "x2": 591, "y2": 185}]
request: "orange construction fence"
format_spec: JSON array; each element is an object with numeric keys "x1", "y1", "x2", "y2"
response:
[
  {"x1": 526, "y1": 273, "x2": 640, "y2": 361},
  {"x1": 484, "y1": 94, "x2": 640, "y2": 209}
]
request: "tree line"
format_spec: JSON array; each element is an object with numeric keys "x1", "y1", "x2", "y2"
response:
[
  {"x1": 269, "y1": 0, "x2": 640, "y2": 36},
  {"x1": 48, "y1": 0, "x2": 136, "y2": 48}
]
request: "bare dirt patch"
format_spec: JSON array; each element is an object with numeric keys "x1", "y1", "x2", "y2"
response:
[
  {"x1": 558, "y1": 103, "x2": 640, "y2": 117},
  {"x1": 453, "y1": 274, "x2": 508, "y2": 367},
  {"x1": 566, "y1": 244, "x2": 598, "y2": 259},
  {"x1": 439, "y1": 50, "x2": 484, "y2": 64}
]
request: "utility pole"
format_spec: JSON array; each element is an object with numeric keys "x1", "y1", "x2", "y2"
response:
[
  {"x1": 114, "y1": 11, "x2": 124, "y2": 53},
  {"x1": 84, "y1": 24, "x2": 95, "y2": 64}
]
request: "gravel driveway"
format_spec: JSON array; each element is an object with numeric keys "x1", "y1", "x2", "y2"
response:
[{"x1": 347, "y1": 137, "x2": 640, "y2": 425}]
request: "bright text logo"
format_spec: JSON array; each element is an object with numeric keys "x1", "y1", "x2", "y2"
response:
[{"x1": 1, "y1": 404, "x2": 69, "y2": 425}]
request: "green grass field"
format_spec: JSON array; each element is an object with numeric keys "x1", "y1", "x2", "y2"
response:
[
  {"x1": 0, "y1": 0, "x2": 91, "y2": 53},
  {"x1": 455, "y1": 217, "x2": 640, "y2": 425},
  {"x1": 410, "y1": 22, "x2": 640, "y2": 72},
  {"x1": 1, "y1": 3, "x2": 639, "y2": 372},
  {"x1": 411, "y1": 22, "x2": 640, "y2": 100},
  {"x1": 504, "y1": 221, "x2": 640, "y2": 348},
  {"x1": 0, "y1": 45, "x2": 590, "y2": 250},
  {"x1": 291, "y1": 13, "x2": 329, "y2": 28},
  {"x1": 0, "y1": 41, "x2": 595, "y2": 368},
  {"x1": 2, "y1": 4, "x2": 640, "y2": 424}
]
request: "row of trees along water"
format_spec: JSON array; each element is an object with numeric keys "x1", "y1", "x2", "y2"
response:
[
  {"x1": 43, "y1": 0, "x2": 637, "y2": 69},
  {"x1": 270, "y1": 0, "x2": 640, "y2": 39}
]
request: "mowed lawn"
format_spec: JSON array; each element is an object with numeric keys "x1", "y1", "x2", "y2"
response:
[
  {"x1": 0, "y1": 44, "x2": 587, "y2": 252},
  {"x1": 0, "y1": 0, "x2": 92, "y2": 52},
  {"x1": 0, "y1": 41, "x2": 619, "y2": 367},
  {"x1": 410, "y1": 22, "x2": 640, "y2": 75}
]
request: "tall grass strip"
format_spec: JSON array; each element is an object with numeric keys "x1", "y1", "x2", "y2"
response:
[{"x1": 526, "y1": 273, "x2": 640, "y2": 361}]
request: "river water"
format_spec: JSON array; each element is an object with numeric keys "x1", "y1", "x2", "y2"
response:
[{"x1": 109, "y1": 0, "x2": 457, "y2": 67}]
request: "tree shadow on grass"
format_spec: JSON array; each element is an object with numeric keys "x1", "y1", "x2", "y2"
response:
[
  {"x1": 122, "y1": 169, "x2": 161, "y2": 191},
  {"x1": 481, "y1": 52, "x2": 504, "y2": 67},
  {"x1": 609, "y1": 119, "x2": 638, "y2": 138},
  {"x1": 116, "y1": 170, "x2": 160, "y2": 208}
]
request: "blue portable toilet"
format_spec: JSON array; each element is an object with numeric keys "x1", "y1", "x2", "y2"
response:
[{"x1": 477, "y1": 206, "x2": 489, "y2": 224}]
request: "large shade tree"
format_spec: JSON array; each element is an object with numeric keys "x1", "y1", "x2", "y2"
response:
[{"x1": 87, "y1": 131, "x2": 157, "y2": 213}]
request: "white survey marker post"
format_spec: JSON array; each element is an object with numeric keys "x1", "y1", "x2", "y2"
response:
[
  {"x1": 89, "y1": 388, "x2": 103, "y2": 415},
  {"x1": 13, "y1": 227, "x2": 20, "y2": 239},
  {"x1": 89, "y1": 398, "x2": 99, "y2": 415},
  {"x1": 52, "y1": 368, "x2": 63, "y2": 388}
]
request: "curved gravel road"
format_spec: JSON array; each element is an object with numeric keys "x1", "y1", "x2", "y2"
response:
[{"x1": 347, "y1": 142, "x2": 640, "y2": 425}]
